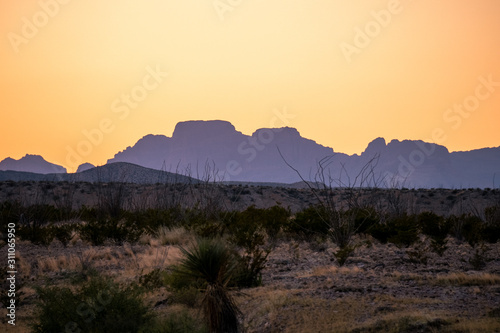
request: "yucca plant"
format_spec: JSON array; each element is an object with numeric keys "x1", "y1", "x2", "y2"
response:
[{"x1": 177, "y1": 238, "x2": 241, "y2": 333}]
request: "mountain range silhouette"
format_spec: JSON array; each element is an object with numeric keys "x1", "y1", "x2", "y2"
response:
[{"x1": 1, "y1": 120, "x2": 499, "y2": 188}]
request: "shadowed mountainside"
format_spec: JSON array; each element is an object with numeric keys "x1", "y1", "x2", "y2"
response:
[
  {"x1": 1, "y1": 120, "x2": 499, "y2": 188},
  {"x1": 0, "y1": 154, "x2": 66, "y2": 174},
  {"x1": 107, "y1": 121, "x2": 500, "y2": 188},
  {"x1": 0, "y1": 162, "x2": 195, "y2": 184}
]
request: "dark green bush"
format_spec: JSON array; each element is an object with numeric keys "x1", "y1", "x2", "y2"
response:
[
  {"x1": 484, "y1": 206, "x2": 500, "y2": 243},
  {"x1": 163, "y1": 267, "x2": 202, "y2": 307},
  {"x1": 79, "y1": 218, "x2": 143, "y2": 245},
  {"x1": 257, "y1": 205, "x2": 291, "y2": 240},
  {"x1": 370, "y1": 215, "x2": 419, "y2": 247},
  {"x1": 333, "y1": 244, "x2": 358, "y2": 266},
  {"x1": 460, "y1": 215, "x2": 484, "y2": 246},
  {"x1": 368, "y1": 222, "x2": 395, "y2": 244},
  {"x1": 123, "y1": 207, "x2": 183, "y2": 235},
  {"x1": 351, "y1": 207, "x2": 380, "y2": 235},
  {"x1": 430, "y1": 237, "x2": 448, "y2": 256},
  {"x1": 0, "y1": 201, "x2": 22, "y2": 230},
  {"x1": 231, "y1": 247, "x2": 268, "y2": 288},
  {"x1": 32, "y1": 274, "x2": 153, "y2": 333},
  {"x1": 139, "y1": 268, "x2": 164, "y2": 290},
  {"x1": 183, "y1": 208, "x2": 228, "y2": 238},
  {"x1": 78, "y1": 206, "x2": 104, "y2": 222},
  {"x1": 7, "y1": 203, "x2": 66, "y2": 245},
  {"x1": 50, "y1": 224, "x2": 75, "y2": 247},
  {"x1": 417, "y1": 212, "x2": 451, "y2": 255},
  {"x1": 227, "y1": 208, "x2": 271, "y2": 287},
  {"x1": 387, "y1": 215, "x2": 419, "y2": 247},
  {"x1": 418, "y1": 212, "x2": 449, "y2": 239},
  {"x1": 467, "y1": 244, "x2": 491, "y2": 270},
  {"x1": 22, "y1": 204, "x2": 59, "y2": 224},
  {"x1": 288, "y1": 206, "x2": 330, "y2": 240},
  {"x1": 78, "y1": 220, "x2": 108, "y2": 246},
  {"x1": 17, "y1": 225, "x2": 53, "y2": 246},
  {"x1": 19, "y1": 223, "x2": 74, "y2": 247}
]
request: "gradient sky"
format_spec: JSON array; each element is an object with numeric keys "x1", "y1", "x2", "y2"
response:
[{"x1": 1, "y1": 0, "x2": 499, "y2": 172}]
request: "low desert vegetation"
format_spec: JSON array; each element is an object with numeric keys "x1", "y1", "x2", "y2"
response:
[
  {"x1": 434, "y1": 272, "x2": 500, "y2": 286},
  {"x1": 0, "y1": 181, "x2": 499, "y2": 332}
]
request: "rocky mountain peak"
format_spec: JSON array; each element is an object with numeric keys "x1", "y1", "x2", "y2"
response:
[{"x1": 172, "y1": 120, "x2": 238, "y2": 140}]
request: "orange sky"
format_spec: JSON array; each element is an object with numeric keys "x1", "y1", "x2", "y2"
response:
[{"x1": 1, "y1": 0, "x2": 499, "y2": 172}]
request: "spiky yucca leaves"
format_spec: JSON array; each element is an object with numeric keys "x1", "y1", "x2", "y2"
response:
[
  {"x1": 204, "y1": 284, "x2": 240, "y2": 333},
  {"x1": 178, "y1": 238, "x2": 241, "y2": 333}
]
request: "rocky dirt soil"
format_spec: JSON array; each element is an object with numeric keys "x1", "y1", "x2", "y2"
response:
[
  {"x1": 243, "y1": 238, "x2": 500, "y2": 332},
  {"x1": 2, "y1": 235, "x2": 500, "y2": 332}
]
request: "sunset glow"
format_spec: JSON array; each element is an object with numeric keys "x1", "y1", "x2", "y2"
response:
[{"x1": 1, "y1": 0, "x2": 499, "y2": 172}]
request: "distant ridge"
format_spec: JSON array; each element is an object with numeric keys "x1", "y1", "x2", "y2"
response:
[
  {"x1": 76, "y1": 163, "x2": 95, "y2": 173},
  {"x1": 1, "y1": 120, "x2": 499, "y2": 188},
  {"x1": 0, "y1": 154, "x2": 66, "y2": 174},
  {"x1": 0, "y1": 163, "x2": 196, "y2": 184},
  {"x1": 107, "y1": 120, "x2": 500, "y2": 188}
]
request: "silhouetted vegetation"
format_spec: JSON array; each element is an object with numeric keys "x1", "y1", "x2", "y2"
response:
[
  {"x1": 176, "y1": 239, "x2": 241, "y2": 333},
  {"x1": 2, "y1": 180, "x2": 500, "y2": 332},
  {"x1": 32, "y1": 274, "x2": 153, "y2": 333}
]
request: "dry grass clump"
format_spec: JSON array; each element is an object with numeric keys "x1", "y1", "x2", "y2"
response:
[
  {"x1": 68, "y1": 230, "x2": 81, "y2": 246},
  {"x1": 155, "y1": 226, "x2": 194, "y2": 246},
  {"x1": 391, "y1": 271, "x2": 426, "y2": 283},
  {"x1": 89, "y1": 247, "x2": 121, "y2": 261},
  {"x1": 138, "y1": 232, "x2": 157, "y2": 246},
  {"x1": 358, "y1": 312, "x2": 500, "y2": 333},
  {"x1": 138, "y1": 246, "x2": 170, "y2": 270},
  {"x1": 241, "y1": 288, "x2": 322, "y2": 331},
  {"x1": 350, "y1": 311, "x2": 500, "y2": 333},
  {"x1": 448, "y1": 317, "x2": 500, "y2": 333},
  {"x1": 36, "y1": 254, "x2": 82, "y2": 273},
  {"x1": 352, "y1": 312, "x2": 450, "y2": 333},
  {"x1": 300, "y1": 265, "x2": 363, "y2": 278},
  {"x1": 115, "y1": 245, "x2": 184, "y2": 284},
  {"x1": 122, "y1": 242, "x2": 137, "y2": 258},
  {"x1": 137, "y1": 226, "x2": 194, "y2": 247},
  {"x1": 17, "y1": 253, "x2": 32, "y2": 277},
  {"x1": 435, "y1": 272, "x2": 500, "y2": 286}
]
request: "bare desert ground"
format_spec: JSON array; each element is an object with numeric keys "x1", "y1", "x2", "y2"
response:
[{"x1": 1, "y1": 181, "x2": 499, "y2": 332}]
